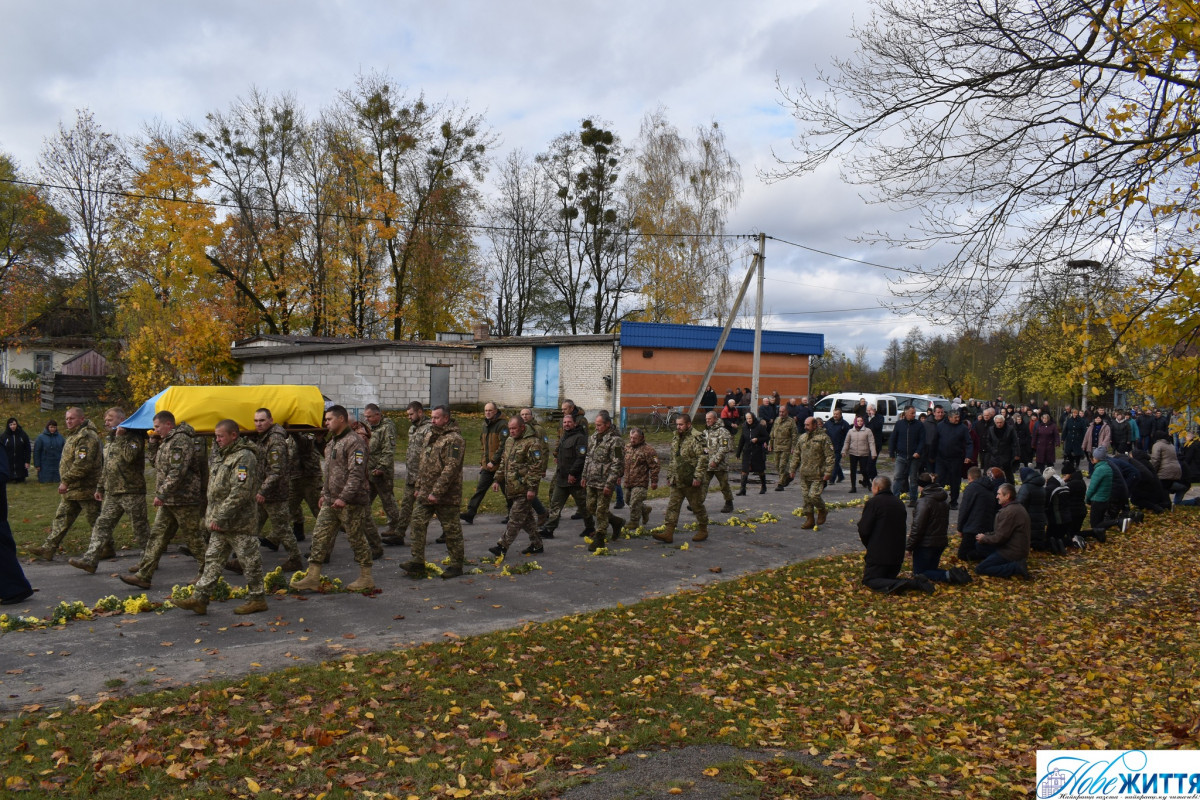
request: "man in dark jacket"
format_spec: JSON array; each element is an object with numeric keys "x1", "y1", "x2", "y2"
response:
[
  {"x1": 540, "y1": 413, "x2": 593, "y2": 538},
  {"x1": 921, "y1": 407, "x2": 942, "y2": 472},
  {"x1": 974, "y1": 483, "x2": 1031, "y2": 578},
  {"x1": 985, "y1": 414, "x2": 1019, "y2": 484},
  {"x1": 461, "y1": 402, "x2": 507, "y2": 524},
  {"x1": 1017, "y1": 466, "x2": 1048, "y2": 551},
  {"x1": 889, "y1": 407, "x2": 926, "y2": 507},
  {"x1": 955, "y1": 466, "x2": 998, "y2": 561},
  {"x1": 934, "y1": 410, "x2": 971, "y2": 509},
  {"x1": 907, "y1": 473, "x2": 971, "y2": 584},
  {"x1": 824, "y1": 409, "x2": 851, "y2": 484},
  {"x1": 857, "y1": 475, "x2": 934, "y2": 594},
  {"x1": 1061, "y1": 410, "x2": 1088, "y2": 471}
]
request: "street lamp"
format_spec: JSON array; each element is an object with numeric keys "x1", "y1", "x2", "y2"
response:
[{"x1": 1067, "y1": 259, "x2": 1102, "y2": 414}]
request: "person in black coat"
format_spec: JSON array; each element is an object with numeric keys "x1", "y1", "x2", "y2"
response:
[
  {"x1": 985, "y1": 416, "x2": 1019, "y2": 484},
  {"x1": 934, "y1": 410, "x2": 971, "y2": 509},
  {"x1": 1, "y1": 418, "x2": 32, "y2": 483},
  {"x1": 0, "y1": 442, "x2": 35, "y2": 605},
  {"x1": 955, "y1": 466, "x2": 999, "y2": 560},
  {"x1": 736, "y1": 412, "x2": 769, "y2": 495},
  {"x1": 700, "y1": 386, "x2": 718, "y2": 414},
  {"x1": 1017, "y1": 466, "x2": 1048, "y2": 551},
  {"x1": 1125, "y1": 451, "x2": 1171, "y2": 513},
  {"x1": 824, "y1": 409, "x2": 851, "y2": 483},
  {"x1": 857, "y1": 475, "x2": 933, "y2": 594},
  {"x1": 907, "y1": 474, "x2": 971, "y2": 584}
]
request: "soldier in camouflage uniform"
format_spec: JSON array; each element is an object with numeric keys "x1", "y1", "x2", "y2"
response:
[
  {"x1": 120, "y1": 412, "x2": 206, "y2": 589},
  {"x1": 769, "y1": 411, "x2": 799, "y2": 490},
  {"x1": 791, "y1": 416, "x2": 835, "y2": 529},
  {"x1": 68, "y1": 407, "x2": 149, "y2": 573},
  {"x1": 653, "y1": 414, "x2": 710, "y2": 543},
  {"x1": 622, "y1": 427, "x2": 659, "y2": 533},
  {"x1": 290, "y1": 405, "x2": 375, "y2": 593},
  {"x1": 35, "y1": 407, "x2": 103, "y2": 560},
  {"x1": 489, "y1": 416, "x2": 544, "y2": 556},
  {"x1": 239, "y1": 409, "x2": 302, "y2": 571},
  {"x1": 702, "y1": 411, "x2": 735, "y2": 513},
  {"x1": 581, "y1": 410, "x2": 624, "y2": 550},
  {"x1": 288, "y1": 431, "x2": 322, "y2": 541},
  {"x1": 540, "y1": 413, "x2": 593, "y2": 538},
  {"x1": 175, "y1": 420, "x2": 268, "y2": 616},
  {"x1": 402, "y1": 405, "x2": 466, "y2": 579},
  {"x1": 384, "y1": 402, "x2": 431, "y2": 547},
  {"x1": 516, "y1": 408, "x2": 550, "y2": 526},
  {"x1": 364, "y1": 403, "x2": 403, "y2": 541}
]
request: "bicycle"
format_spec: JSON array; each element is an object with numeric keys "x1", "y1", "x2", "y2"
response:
[{"x1": 646, "y1": 404, "x2": 685, "y2": 434}]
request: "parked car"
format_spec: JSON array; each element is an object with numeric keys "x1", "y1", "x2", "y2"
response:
[
  {"x1": 811, "y1": 392, "x2": 899, "y2": 434},
  {"x1": 890, "y1": 393, "x2": 953, "y2": 417}
]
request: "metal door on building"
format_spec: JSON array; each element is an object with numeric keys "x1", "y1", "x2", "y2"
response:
[
  {"x1": 533, "y1": 347, "x2": 559, "y2": 409},
  {"x1": 429, "y1": 365, "x2": 450, "y2": 408}
]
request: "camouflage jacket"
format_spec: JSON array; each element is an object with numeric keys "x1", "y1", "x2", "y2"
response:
[
  {"x1": 479, "y1": 415, "x2": 508, "y2": 469},
  {"x1": 529, "y1": 420, "x2": 551, "y2": 472},
  {"x1": 702, "y1": 422, "x2": 733, "y2": 472},
  {"x1": 254, "y1": 424, "x2": 290, "y2": 502},
  {"x1": 368, "y1": 417, "x2": 397, "y2": 476},
  {"x1": 493, "y1": 427, "x2": 543, "y2": 499},
  {"x1": 667, "y1": 428, "x2": 707, "y2": 486},
  {"x1": 404, "y1": 416, "x2": 432, "y2": 485},
  {"x1": 323, "y1": 427, "x2": 370, "y2": 506},
  {"x1": 624, "y1": 441, "x2": 661, "y2": 489},
  {"x1": 152, "y1": 422, "x2": 202, "y2": 506},
  {"x1": 553, "y1": 425, "x2": 588, "y2": 487},
  {"x1": 792, "y1": 429, "x2": 835, "y2": 479},
  {"x1": 582, "y1": 427, "x2": 624, "y2": 491},
  {"x1": 99, "y1": 428, "x2": 147, "y2": 496},
  {"x1": 769, "y1": 415, "x2": 798, "y2": 451},
  {"x1": 206, "y1": 436, "x2": 259, "y2": 535},
  {"x1": 59, "y1": 420, "x2": 103, "y2": 500},
  {"x1": 414, "y1": 421, "x2": 465, "y2": 505}
]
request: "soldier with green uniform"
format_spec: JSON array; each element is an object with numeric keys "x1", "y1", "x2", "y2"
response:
[
  {"x1": 516, "y1": 408, "x2": 550, "y2": 526},
  {"x1": 69, "y1": 407, "x2": 149, "y2": 573},
  {"x1": 461, "y1": 402, "x2": 506, "y2": 524},
  {"x1": 401, "y1": 405, "x2": 466, "y2": 579},
  {"x1": 35, "y1": 406, "x2": 103, "y2": 560},
  {"x1": 364, "y1": 403, "x2": 403, "y2": 542},
  {"x1": 384, "y1": 402, "x2": 431, "y2": 546},
  {"x1": 653, "y1": 414, "x2": 710, "y2": 543},
  {"x1": 769, "y1": 410, "x2": 799, "y2": 490},
  {"x1": 290, "y1": 405, "x2": 375, "y2": 593},
  {"x1": 239, "y1": 408, "x2": 302, "y2": 571},
  {"x1": 288, "y1": 431, "x2": 321, "y2": 541},
  {"x1": 489, "y1": 416, "x2": 544, "y2": 556},
  {"x1": 701, "y1": 411, "x2": 735, "y2": 513},
  {"x1": 539, "y1": 413, "x2": 593, "y2": 539},
  {"x1": 120, "y1": 411, "x2": 205, "y2": 589},
  {"x1": 791, "y1": 416, "x2": 835, "y2": 530},
  {"x1": 622, "y1": 427, "x2": 659, "y2": 533},
  {"x1": 581, "y1": 410, "x2": 624, "y2": 550},
  {"x1": 175, "y1": 419, "x2": 268, "y2": 616}
]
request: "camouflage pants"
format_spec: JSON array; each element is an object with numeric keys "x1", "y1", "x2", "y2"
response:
[
  {"x1": 81, "y1": 493, "x2": 151, "y2": 563},
  {"x1": 800, "y1": 478, "x2": 827, "y2": 516},
  {"x1": 544, "y1": 483, "x2": 591, "y2": 533},
  {"x1": 43, "y1": 497, "x2": 101, "y2": 552},
  {"x1": 256, "y1": 500, "x2": 300, "y2": 558},
  {"x1": 290, "y1": 476, "x2": 321, "y2": 526},
  {"x1": 703, "y1": 469, "x2": 734, "y2": 503},
  {"x1": 773, "y1": 447, "x2": 794, "y2": 477},
  {"x1": 194, "y1": 530, "x2": 265, "y2": 601},
  {"x1": 369, "y1": 472, "x2": 403, "y2": 532},
  {"x1": 586, "y1": 487, "x2": 625, "y2": 544},
  {"x1": 664, "y1": 483, "x2": 709, "y2": 529},
  {"x1": 396, "y1": 480, "x2": 418, "y2": 536},
  {"x1": 498, "y1": 495, "x2": 540, "y2": 551},
  {"x1": 625, "y1": 485, "x2": 651, "y2": 529},
  {"x1": 309, "y1": 502, "x2": 373, "y2": 568},
  {"x1": 135, "y1": 504, "x2": 205, "y2": 582},
  {"x1": 410, "y1": 502, "x2": 465, "y2": 567}
]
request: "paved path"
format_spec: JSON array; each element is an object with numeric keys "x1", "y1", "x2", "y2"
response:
[{"x1": 0, "y1": 475, "x2": 873, "y2": 712}]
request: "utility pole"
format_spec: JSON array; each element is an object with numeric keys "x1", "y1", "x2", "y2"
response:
[
  {"x1": 1067, "y1": 259, "x2": 1101, "y2": 414},
  {"x1": 750, "y1": 232, "x2": 765, "y2": 412}
]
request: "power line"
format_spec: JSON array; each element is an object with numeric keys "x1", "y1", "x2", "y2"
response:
[{"x1": 764, "y1": 235, "x2": 931, "y2": 276}]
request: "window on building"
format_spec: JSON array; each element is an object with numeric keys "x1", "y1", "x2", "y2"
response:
[
  {"x1": 483, "y1": 357, "x2": 493, "y2": 381},
  {"x1": 34, "y1": 353, "x2": 52, "y2": 375}
]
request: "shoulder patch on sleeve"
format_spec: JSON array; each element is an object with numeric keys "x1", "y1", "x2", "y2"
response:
[{"x1": 236, "y1": 465, "x2": 248, "y2": 482}]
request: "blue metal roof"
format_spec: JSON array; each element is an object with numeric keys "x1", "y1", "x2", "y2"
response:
[{"x1": 619, "y1": 321, "x2": 823, "y2": 355}]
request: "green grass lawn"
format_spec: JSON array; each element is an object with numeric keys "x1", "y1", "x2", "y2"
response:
[{"x1": 1, "y1": 503, "x2": 1195, "y2": 798}]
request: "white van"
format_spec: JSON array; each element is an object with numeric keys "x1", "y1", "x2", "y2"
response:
[
  {"x1": 811, "y1": 392, "x2": 899, "y2": 434},
  {"x1": 891, "y1": 393, "x2": 953, "y2": 416}
]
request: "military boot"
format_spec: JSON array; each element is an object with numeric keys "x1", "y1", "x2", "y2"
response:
[
  {"x1": 97, "y1": 542, "x2": 116, "y2": 560},
  {"x1": 289, "y1": 564, "x2": 323, "y2": 592},
  {"x1": 692, "y1": 525, "x2": 708, "y2": 542},
  {"x1": 67, "y1": 557, "x2": 96, "y2": 574},
  {"x1": 816, "y1": 508, "x2": 828, "y2": 525},
  {"x1": 610, "y1": 516, "x2": 625, "y2": 541},
  {"x1": 346, "y1": 566, "x2": 375, "y2": 592},
  {"x1": 31, "y1": 545, "x2": 56, "y2": 561},
  {"x1": 441, "y1": 565, "x2": 464, "y2": 579},
  {"x1": 721, "y1": 500, "x2": 734, "y2": 513},
  {"x1": 234, "y1": 597, "x2": 268, "y2": 615},
  {"x1": 174, "y1": 597, "x2": 208, "y2": 615},
  {"x1": 800, "y1": 513, "x2": 816, "y2": 530},
  {"x1": 653, "y1": 525, "x2": 675, "y2": 544}
]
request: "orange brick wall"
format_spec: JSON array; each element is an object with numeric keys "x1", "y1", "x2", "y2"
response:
[{"x1": 621, "y1": 348, "x2": 810, "y2": 411}]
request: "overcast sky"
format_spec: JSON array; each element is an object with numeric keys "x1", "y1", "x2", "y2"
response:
[{"x1": 1, "y1": 0, "x2": 950, "y2": 364}]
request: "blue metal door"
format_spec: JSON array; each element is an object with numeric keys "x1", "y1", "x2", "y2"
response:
[{"x1": 533, "y1": 347, "x2": 560, "y2": 408}]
